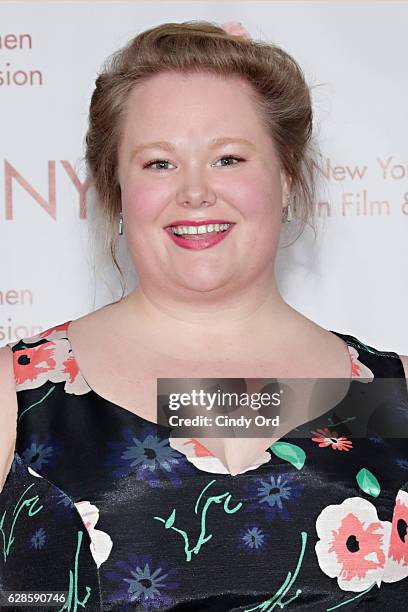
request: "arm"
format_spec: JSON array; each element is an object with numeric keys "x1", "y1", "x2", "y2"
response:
[{"x1": 0, "y1": 345, "x2": 18, "y2": 494}]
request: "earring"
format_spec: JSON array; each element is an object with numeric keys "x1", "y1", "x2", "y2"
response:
[
  {"x1": 283, "y1": 194, "x2": 293, "y2": 223},
  {"x1": 118, "y1": 212, "x2": 124, "y2": 235}
]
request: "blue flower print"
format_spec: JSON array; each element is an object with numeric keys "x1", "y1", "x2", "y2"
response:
[
  {"x1": 22, "y1": 442, "x2": 53, "y2": 470},
  {"x1": 368, "y1": 433, "x2": 385, "y2": 446},
  {"x1": 9, "y1": 452, "x2": 25, "y2": 477},
  {"x1": 21, "y1": 432, "x2": 59, "y2": 473},
  {"x1": 238, "y1": 525, "x2": 267, "y2": 553},
  {"x1": 105, "y1": 426, "x2": 194, "y2": 487},
  {"x1": 56, "y1": 490, "x2": 75, "y2": 508},
  {"x1": 242, "y1": 473, "x2": 304, "y2": 522},
  {"x1": 30, "y1": 527, "x2": 47, "y2": 550},
  {"x1": 104, "y1": 552, "x2": 179, "y2": 610},
  {"x1": 4, "y1": 453, "x2": 33, "y2": 491},
  {"x1": 396, "y1": 457, "x2": 408, "y2": 471},
  {"x1": 43, "y1": 486, "x2": 77, "y2": 524}
]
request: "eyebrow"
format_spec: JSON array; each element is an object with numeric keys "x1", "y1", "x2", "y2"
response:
[{"x1": 130, "y1": 137, "x2": 256, "y2": 160}]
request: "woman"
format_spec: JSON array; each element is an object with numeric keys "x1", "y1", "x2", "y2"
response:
[{"x1": 1, "y1": 20, "x2": 407, "y2": 611}]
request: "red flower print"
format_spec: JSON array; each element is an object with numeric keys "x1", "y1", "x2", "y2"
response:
[
  {"x1": 169, "y1": 436, "x2": 271, "y2": 475},
  {"x1": 382, "y1": 488, "x2": 408, "y2": 583},
  {"x1": 330, "y1": 513, "x2": 385, "y2": 579},
  {"x1": 38, "y1": 322, "x2": 70, "y2": 338},
  {"x1": 348, "y1": 346, "x2": 374, "y2": 382},
  {"x1": 183, "y1": 439, "x2": 214, "y2": 457},
  {"x1": 311, "y1": 427, "x2": 353, "y2": 451},
  {"x1": 63, "y1": 352, "x2": 81, "y2": 385},
  {"x1": 9, "y1": 322, "x2": 91, "y2": 395},
  {"x1": 315, "y1": 497, "x2": 391, "y2": 591},
  {"x1": 13, "y1": 342, "x2": 56, "y2": 386},
  {"x1": 351, "y1": 359, "x2": 361, "y2": 378}
]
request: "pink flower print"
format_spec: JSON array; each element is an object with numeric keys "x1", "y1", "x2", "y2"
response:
[
  {"x1": 169, "y1": 436, "x2": 271, "y2": 475},
  {"x1": 60, "y1": 345, "x2": 91, "y2": 394},
  {"x1": 11, "y1": 322, "x2": 91, "y2": 395},
  {"x1": 220, "y1": 21, "x2": 251, "y2": 40},
  {"x1": 13, "y1": 341, "x2": 57, "y2": 389},
  {"x1": 74, "y1": 500, "x2": 113, "y2": 568},
  {"x1": 349, "y1": 346, "x2": 374, "y2": 382},
  {"x1": 315, "y1": 497, "x2": 391, "y2": 591},
  {"x1": 169, "y1": 436, "x2": 228, "y2": 474},
  {"x1": 8, "y1": 321, "x2": 69, "y2": 351},
  {"x1": 382, "y1": 488, "x2": 408, "y2": 583},
  {"x1": 183, "y1": 438, "x2": 214, "y2": 457},
  {"x1": 311, "y1": 427, "x2": 353, "y2": 451}
]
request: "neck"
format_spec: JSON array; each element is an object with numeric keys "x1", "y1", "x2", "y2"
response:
[{"x1": 122, "y1": 279, "x2": 296, "y2": 345}]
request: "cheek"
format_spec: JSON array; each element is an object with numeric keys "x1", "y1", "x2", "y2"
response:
[
  {"x1": 231, "y1": 178, "x2": 277, "y2": 219},
  {"x1": 121, "y1": 183, "x2": 165, "y2": 224},
  {"x1": 228, "y1": 160, "x2": 281, "y2": 211}
]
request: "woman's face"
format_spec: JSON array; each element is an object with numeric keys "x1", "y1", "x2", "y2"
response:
[{"x1": 117, "y1": 71, "x2": 290, "y2": 297}]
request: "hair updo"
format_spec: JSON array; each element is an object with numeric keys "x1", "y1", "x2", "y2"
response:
[{"x1": 84, "y1": 20, "x2": 321, "y2": 297}]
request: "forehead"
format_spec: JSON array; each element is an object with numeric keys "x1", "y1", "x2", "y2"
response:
[
  {"x1": 116, "y1": 71, "x2": 280, "y2": 173},
  {"x1": 121, "y1": 71, "x2": 261, "y2": 128}
]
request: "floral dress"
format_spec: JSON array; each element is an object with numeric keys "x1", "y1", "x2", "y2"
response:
[{"x1": 1, "y1": 320, "x2": 408, "y2": 612}]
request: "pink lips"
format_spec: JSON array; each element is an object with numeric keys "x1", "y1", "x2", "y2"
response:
[{"x1": 165, "y1": 224, "x2": 235, "y2": 250}]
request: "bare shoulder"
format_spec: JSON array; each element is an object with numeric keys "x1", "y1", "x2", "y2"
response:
[
  {"x1": 398, "y1": 354, "x2": 408, "y2": 395},
  {"x1": 67, "y1": 299, "x2": 136, "y2": 357},
  {"x1": 68, "y1": 300, "x2": 123, "y2": 337},
  {"x1": 399, "y1": 354, "x2": 408, "y2": 379},
  {"x1": 0, "y1": 344, "x2": 18, "y2": 493}
]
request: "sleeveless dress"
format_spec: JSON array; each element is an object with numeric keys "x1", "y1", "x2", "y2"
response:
[{"x1": 1, "y1": 320, "x2": 408, "y2": 612}]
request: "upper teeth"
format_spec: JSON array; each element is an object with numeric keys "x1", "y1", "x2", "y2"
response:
[{"x1": 169, "y1": 223, "x2": 232, "y2": 235}]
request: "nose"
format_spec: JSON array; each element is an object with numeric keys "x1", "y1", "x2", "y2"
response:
[{"x1": 176, "y1": 171, "x2": 217, "y2": 209}]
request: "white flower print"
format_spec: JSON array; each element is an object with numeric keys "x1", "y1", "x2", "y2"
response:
[
  {"x1": 315, "y1": 496, "x2": 391, "y2": 592},
  {"x1": 169, "y1": 436, "x2": 271, "y2": 475},
  {"x1": 74, "y1": 500, "x2": 113, "y2": 568}
]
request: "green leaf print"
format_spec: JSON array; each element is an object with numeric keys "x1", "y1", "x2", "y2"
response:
[
  {"x1": 244, "y1": 531, "x2": 307, "y2": 611},
  {"x1": 164, "y1": 509, "x2": 176, "y2": 529},
  {"x1": 58, "y1": 530, "x2": 92, "y2": 612},
  {"x1": 153, "y1": 479, "x2": 243, "y2": 562},
  {"x1": 0, "y1": 482, "x2": 44, "y2": 562},
  {"x1": 356, "y1": 468, "x2": 381, "y2": 497},
  {"x1": 270, "y1": 442, "x2": 306, "y2": 470}
]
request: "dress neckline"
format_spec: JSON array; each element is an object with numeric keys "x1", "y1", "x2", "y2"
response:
[
  {"x1": 65, "y1": 319, "x2": 357, "y2": 420},
  {"x1": 64, "y1": 319, "x2": 355, "y2": 432}
]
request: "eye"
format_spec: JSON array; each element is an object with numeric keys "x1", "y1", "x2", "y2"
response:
[
  {"x1": 214, "y1": 155, "x2": 244, "y2": 167},
  {"x1": 143, "y1": 159, "x2": 174, "y2": 170},
  {"x1": 142, "y1": 155, "x2": 244, "y2": 171}
]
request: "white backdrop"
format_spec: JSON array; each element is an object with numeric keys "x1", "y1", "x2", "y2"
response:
[{"x1": 1, "y1": 1, "x2": 407, "y2": 353}]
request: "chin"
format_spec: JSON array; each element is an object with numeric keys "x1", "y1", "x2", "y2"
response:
[{"x1": 174, "y1": 274, "x2": 235, "y2": 294}]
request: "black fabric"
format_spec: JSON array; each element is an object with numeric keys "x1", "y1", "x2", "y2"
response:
[{"x1": 1, "y1": 322, "x2": 408, "y2": 611}]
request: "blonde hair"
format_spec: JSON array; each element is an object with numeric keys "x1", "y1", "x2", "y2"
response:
[{"x1": 84, "y1": 20, "x2": 321, "y2": 298}]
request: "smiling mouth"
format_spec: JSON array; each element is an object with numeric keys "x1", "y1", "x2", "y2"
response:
[
  {"x1": 165, "y1": 223, "x2": 236, "y2": 250},
  {"x1": 166, "y1": 223, "x2": 235, "y2": 240},
  {"x1": 167, "y1": 227, "x2": 232, "y2": 240}
]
